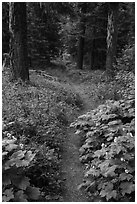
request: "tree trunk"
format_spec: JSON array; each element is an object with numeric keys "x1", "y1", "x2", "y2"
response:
[
  {"x1": 106, "y1": 3, "x2": 119, "y2": 77},
  {"x1": 77, "y1": 18, "x2": 86, "y2": 69},
  {"x1": 90, "y1": 25, "x2": 96, "y2": 69},
  {"x1": 77, "y1": 3, "x2": 87, "y2": 70},
  {"x1": 9, "y1": 2, "x2": 29, "y2": 81}
]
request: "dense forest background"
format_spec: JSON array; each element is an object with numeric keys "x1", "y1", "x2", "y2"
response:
[
  {"x1": 3, "y1": 2, "x2": 134, "y2": 72},
  {"x1": 2, "y1": 2, "x2": 135, "y2": 202}
]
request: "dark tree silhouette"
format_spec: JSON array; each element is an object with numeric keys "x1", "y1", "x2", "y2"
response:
[
  {"x1": 77, "y1": 3, "x2": 87, "y2": 69},
  {"x1": 9, "y1": 2, "x2": 29, "y2": 81}
]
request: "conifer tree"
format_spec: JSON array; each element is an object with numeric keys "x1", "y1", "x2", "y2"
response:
[
  {"x1": 9, "y1": 2, "x2": 29, "y2": 81},
  {"x1": 106, "y1": 3, "x2": 119, "y2": 76}
]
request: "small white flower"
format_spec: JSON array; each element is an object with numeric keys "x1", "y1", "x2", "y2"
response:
[
  {"x1": 114, "y1": 137, "x2": 117, "y2": 142},
  {"x1": 121, "y1": 158, "x2": 124, "y2": 161},
  {"x1": 125, "y1": 169, "x2": 129, "y2": 173},
  {"x1": 19, "y1": 143, "x2": 24, "y2": 149},
  {"x1": 130, "y1": 133, "x2": 133, "y2": 137},
  {"x1": 101, "y1": 143, "x2": 105, "y2": 147},
  {"x1": 12, "y1": 136, "x2": 16, "y2": 140},
  {"x1": 7, "y1": 133, "x2": 11, "y2": 137}
]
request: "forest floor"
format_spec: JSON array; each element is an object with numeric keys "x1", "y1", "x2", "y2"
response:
[
  {"x1": 29, "y1": 64, "x2": 102, "y2": 201},
  {"x1": 37, "y1": 64, "x2": 102, "y2": 201},
  {"x1": 59, "y1": 86, "x2": 92, "y2": 202},
  {"x1": 3, "y1": 52, "x2": 134, "y2": 202},
  {"x1": 2, "y1": 63, "x2": 113, "y2": 201},
  {"x1": 60, "y1": 127, "x2": 88, "y2": 202},
  {"x1": 3, "y1": 62, "x2": 134, "y2": 202}
]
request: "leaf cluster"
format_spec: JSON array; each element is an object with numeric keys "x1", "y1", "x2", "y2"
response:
[
  {"x1": 72, "y1": 90, "x2": 135, "y2": 201},
  {"x1": 116, "y1": 44, "x2": 135, "y2": 72},
  {"x1": 95, "y1": 68, "x2": 134, "y2": 103},
  {"x1": 2, "y1": 129, "x2": 40, "y2": 202}
]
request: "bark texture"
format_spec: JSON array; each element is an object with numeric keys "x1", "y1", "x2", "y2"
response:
[
  {"x1": 77, "y1": 3, "x2": 87, "y2": 69},
  {"x1": 77, "y1": 18, "x2": 86, "y2": 69},
  {"x1": 90, "y1": 25, "x2": 96, "y2": 70},
  {"x1": 106, "y1": 3, "x2": 119, "y2": 76},
  {"x1": 9, "y1": 2, "x2": 29, "y2": 81}
]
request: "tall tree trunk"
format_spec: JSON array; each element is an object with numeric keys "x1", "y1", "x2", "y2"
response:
[
  {"x1": 77, "y1": 3, "x2": 87, "y2": 70},
  {"x1": 106, "y1": 3, "x2": 119, "y2": 77},
  {"x1": 90, "y1": 25, "x2": 96, "y2": 69},
  {"x1": 77, "y1": 18, "x2": 86, "y2": 69},
  {"x1": 9, "y1": 2, "x2": 29, "y2": 81}
]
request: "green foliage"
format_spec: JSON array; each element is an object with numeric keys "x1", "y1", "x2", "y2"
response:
[
  {"x1": 94, "y1": 68, "x2": 134, "y2": 102},
  {"x1": 71, "y1": 80, "x2": 135, "y2": 201},
  {"x1": 116, "y1": 44, "x2": 135, "y2": 72},
  {"x1": 2, "y1": 69, "x2": 82, "y2": 201},
  {"x1": 95, "y1": 43, "x2": 134, "y2": 102},
  {"x1": 117, "y1": 3, "x2": 135, "y2": 53},
  {"x1": 2, "y1": 129, "x2": 40, "y2": 202},
  {"x1": 2, "y1": 2, "x2": 135, "y2": 202}
]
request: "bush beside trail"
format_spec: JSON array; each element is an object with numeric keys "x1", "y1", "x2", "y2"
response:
[
  {"x1": 71, "y1": 70, "x2": 135, "y2": 202},
  {"x1": 2, "y1": 69, "x2": 83, "y2": 202}
]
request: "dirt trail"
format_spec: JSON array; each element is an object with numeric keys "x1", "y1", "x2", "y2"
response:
[
  {"x1": 60, "y1": 83, "x2": 93, "y2": 202},
  {"x1": 43, "y1": 68, "x2": 97, "y2": 201},
  {"x1": 60, "y1": 127, "x2": 88, "y2": 202}
]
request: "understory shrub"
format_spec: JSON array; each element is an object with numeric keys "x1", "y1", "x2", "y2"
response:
[
  {"x1": 116, "y1": 44, "x2": 135, "y2": 72},
  {"x1": 95, "y1": 70, "x2": 134, "y2": 102},
  {"x1": 71, "y1": 92, "x2": 135, "y2": 201},
  {"x1": 94, "y1": 43, "x2": 134, "y2": 102},
  {"x1": 2, "y1": 118, "x2": 62, "y2": 202},
  {"x1": 2, "y1": 70, "x2": 82, "y2": 202},
  {"x1": 2, "y1": 126, "x2": 40, "y2": 202}
]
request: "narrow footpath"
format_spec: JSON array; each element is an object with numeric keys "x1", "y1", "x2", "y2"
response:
[
  {"x1": 60, "y1": 127, "x2": 88, "y2": 202},
  {"x1": 60, "y1": 83, "x2": 94, "y2": 202},
  {"x1": 44, "y1": 68, "x2": 99, "y2": 201}
]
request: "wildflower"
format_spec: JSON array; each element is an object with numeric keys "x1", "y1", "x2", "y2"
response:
[
  {"x1": 114, "y1": 137, "x2": 117, "y2": 142},
  {"x1": 130, "y1": 133, "x2": 133, "y2": 137},
  {"x1": 7, "y1": 133, "x2": 11, "y2": 137},
  {"x1": 19, "y1": 143, "x2": 24, "y2": 149},
  {"x1": 12, "y1": 136, "x2": 17, "y2": 140},
  {"x1": 125, "y1": 169, "x2": 129, "y2": 173},
  {"x1": 101, "y1": 143, "x2": 105, "y2": 147}
]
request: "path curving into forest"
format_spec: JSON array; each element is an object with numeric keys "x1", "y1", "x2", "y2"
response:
[
  {"x1": 41, "y1": 67, "x2": 99, "y2": 201},
  {"x1": 59, "y1": 82, "x2": 94, "y2": 202}
]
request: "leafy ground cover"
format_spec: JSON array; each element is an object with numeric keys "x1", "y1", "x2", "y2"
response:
[
  {"x1": 71, "y1": 96, "x2": 135, "y2": 201},
  {"x1": 2, "y1": 45, "x2": 135, "y2": 202},
  {"x1": 71, "y1": 56, "x2": 135, "y2": 201},
  {"x1": 2, "y1": 68, "x2": 83, "y2": 202}
]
